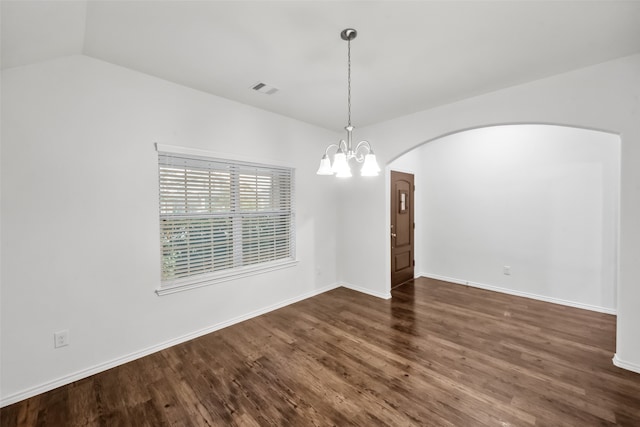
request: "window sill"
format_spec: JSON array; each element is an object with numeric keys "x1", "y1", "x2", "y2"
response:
[{"x1": 155, "y1": 258, "x2": 299, "y2": 296}]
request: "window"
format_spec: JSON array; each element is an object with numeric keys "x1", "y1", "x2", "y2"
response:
[{"x1": 156, "y1": 146, "x2": 295, "y2": 295}]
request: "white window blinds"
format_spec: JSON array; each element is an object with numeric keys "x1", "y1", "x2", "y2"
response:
[{"x1": 158, "y1": 150, "x2": 295, "y2": 292}]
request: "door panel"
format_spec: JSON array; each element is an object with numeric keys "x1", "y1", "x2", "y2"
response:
[
  {"x1": 391, "y1": 171, "x2": 415, "y2": 287},
  {"x1": 394, "y1": 252, "x2": 411, "y2": 270}
]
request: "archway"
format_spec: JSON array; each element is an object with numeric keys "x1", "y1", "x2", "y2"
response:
[{"x1": 386, "y1": 124, "x2": 620, "y2": 314}]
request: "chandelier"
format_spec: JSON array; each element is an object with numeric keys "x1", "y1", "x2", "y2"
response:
[{"x1": 317, "y1": 28, "x2": 380, "y2": 178}]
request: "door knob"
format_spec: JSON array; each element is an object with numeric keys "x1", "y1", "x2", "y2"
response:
[{"x1": 391, "y1": 233, "x2": 397, "y2": 238}]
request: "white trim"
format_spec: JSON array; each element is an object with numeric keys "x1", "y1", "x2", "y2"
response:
[
  {"x1": 421, "y1": 273, "x2": 617, "y2": 315},
  {"x1": 341, "y1": 282, "x2": 392, "y2": 300},
  {"x1": 384, "y1": 167, "x2": 393, "y2": 297},
  {"x1": 156, "y1": 259, "x2": 299, "y2": 296},
  {"x1": 155, "y1": 142, "x2": 294, "y2": 169},
  {"x1": 0, "y1": 283, "x2": 341, "y2": 408},
  {"x1": 613, "y1": 354, "x2": 640, "y2": 375}
]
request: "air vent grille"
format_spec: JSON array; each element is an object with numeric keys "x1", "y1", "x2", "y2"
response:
[{"x1": 251, "y1": 82, "x2": 279, "y2": 95}]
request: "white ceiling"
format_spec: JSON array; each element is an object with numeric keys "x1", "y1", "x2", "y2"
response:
[{"x1": 3, "y1": 1, "x2": 640, "y2": 131}]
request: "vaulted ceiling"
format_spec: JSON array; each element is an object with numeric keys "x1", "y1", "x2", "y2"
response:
[{"x1": 3, "y1": 1, "x2": 640, "y2": 131}]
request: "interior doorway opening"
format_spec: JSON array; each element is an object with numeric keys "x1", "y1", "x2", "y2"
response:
[{"x1": 387, "y1": 124, "x2": 620, "y2": 315}]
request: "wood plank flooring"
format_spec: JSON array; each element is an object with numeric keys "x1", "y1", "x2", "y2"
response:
[{"x1": 2, "y1": 277, "x2": 640, "y2": 426}]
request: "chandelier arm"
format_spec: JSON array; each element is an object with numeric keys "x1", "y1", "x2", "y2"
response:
[
  {"x1": 355, "y1": 140, "x2": 372, "y2": 152},
  {"x1": 323, "y1": 143, "x2": 340, "y2": 156},
  {"x1": 322, "y1": 140, "x2": 348, "y2": 157},
  {"x1": 352, "y1": 140, "x2": 372, "y2": 163}
]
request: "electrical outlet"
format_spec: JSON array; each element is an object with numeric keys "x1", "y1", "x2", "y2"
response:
[
  {"x1": 503, "y1": 266, "x2": 511, "y2": 276},
  {"x1": 54, "y1": 330, "x2": 69, "y2": 348}
]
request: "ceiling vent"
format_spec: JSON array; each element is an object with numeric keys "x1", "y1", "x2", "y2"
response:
[{"x1": 251, "y1": 82, "x2": 279, "y2": 95}]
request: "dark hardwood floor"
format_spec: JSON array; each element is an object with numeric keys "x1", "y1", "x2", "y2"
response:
[{"x1": 2, "y1": 277, "x2": 640, "y2": 426}]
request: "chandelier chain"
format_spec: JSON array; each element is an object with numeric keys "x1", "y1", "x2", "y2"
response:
[{"x1": 347, "y1": 37, "x2": 351, "y2": 127}]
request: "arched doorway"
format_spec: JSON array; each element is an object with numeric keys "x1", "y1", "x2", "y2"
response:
[{"x1": 387, "y1": 124, "x2": 620, "y2": 313}]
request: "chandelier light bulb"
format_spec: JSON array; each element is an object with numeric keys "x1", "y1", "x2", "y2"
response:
[
  {"x1": 332, "y1": 149, "x2": 348, "y2": 174},
  {"x1": 316, "y1": 154, "x2": 333, "y2": 175},
  {"x1": 336, "y1": 163, "x2": 353, "y2": 178},
  {"x1": 361, "y1": 152, "x2": 380, "y2": 176}
]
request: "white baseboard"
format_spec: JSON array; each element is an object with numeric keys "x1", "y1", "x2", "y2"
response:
[
  {"x1": 421, "y1": 273, "x2": 617, "y2": 315},
  {"x1": 0, "y1": 283, "x2": 341, "y2": 408},
  {"x1": 340, "y1": 282, "x2": 392, "y2": 300},
  {"x1": 613, "y1": 354, "x2": 640, "y2": 375}
]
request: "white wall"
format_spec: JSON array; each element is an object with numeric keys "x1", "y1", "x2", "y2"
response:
[
  {"x1": 412, "y1": 125, "x2": 619, "y2": 312},
  {"x1": 339, "y1": 54, "x2": 640, "y2": 373},
  {"x1": 0, "y1": 55, "x2": 340, "y2": 405}
]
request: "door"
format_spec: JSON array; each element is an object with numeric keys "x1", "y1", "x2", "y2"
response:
[{"x1": 391, "y1": 171, "x2": 415, "y2": 287}]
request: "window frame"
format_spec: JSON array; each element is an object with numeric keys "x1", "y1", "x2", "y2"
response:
[{"x1": 155, "y1": 144, "x2": 297, "y2": 296}]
